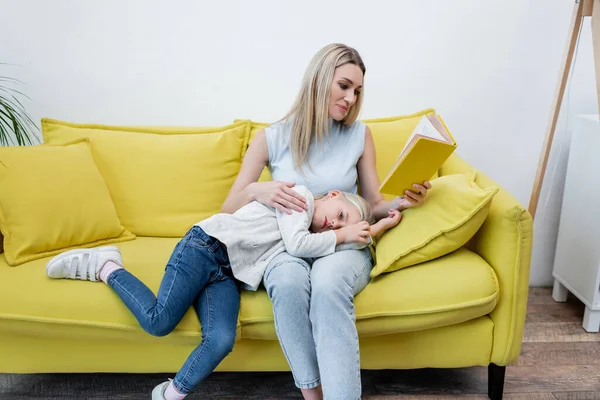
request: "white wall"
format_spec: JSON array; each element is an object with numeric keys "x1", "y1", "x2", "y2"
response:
[{"x1": 1, "y1": 0, "x2": 596, "y2": 285}]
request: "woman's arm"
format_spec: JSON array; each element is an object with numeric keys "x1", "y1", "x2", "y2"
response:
[
  {"x1": 357, "y1": 126, "x2": 431, "y2": 221},
  {"x1": 221, "y1": 130, "x2": 308, "y2": 214}
]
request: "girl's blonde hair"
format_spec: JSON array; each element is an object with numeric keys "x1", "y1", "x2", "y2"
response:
[
  {"x1": 281, "y1": 43, "x2": 366, "y2": 170},
  {"x1": 315, "y1": 191, "x2": 375, "y2": 225},
  {"x1": 342, "y1": 192, "x2": 375, "y2": 225}
]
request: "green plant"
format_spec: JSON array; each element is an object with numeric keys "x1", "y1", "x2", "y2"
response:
[{"x1": 0, "y1": 65, "x2": 38, "y2": 146}]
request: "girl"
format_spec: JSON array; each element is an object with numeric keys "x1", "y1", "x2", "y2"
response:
[
  {"x1": 46, "y1": 185, "x2": 401, "y2": 400},
  {"x1": 220, "y1": 43, "x2": 431, "y2": 399}
]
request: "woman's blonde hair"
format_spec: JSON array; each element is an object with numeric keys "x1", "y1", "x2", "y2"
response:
[
  {"x1": 315, "y1": 191, "x2": 375, "y2": 225},
  {"x1": 281, "y1": 43, "x2": 366, "y2": 170}
]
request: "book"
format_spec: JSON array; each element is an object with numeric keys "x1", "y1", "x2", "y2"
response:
[{"x1": 379, "y1": 114, "x2": 457, "y2": 197}]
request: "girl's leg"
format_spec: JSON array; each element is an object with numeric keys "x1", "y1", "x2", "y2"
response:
[
  {"x1": 168, "y1": 268, "x2": 240, "y2": 395},
  {"x1": 309, "y1": 248, "x2": 373, "y2": 400},
  {"x1": 263, "y1": 252, "x2": 321, "y2": 393},
  {"x1": 106, "y1": 226, "x2": 224, "y2": 336}
]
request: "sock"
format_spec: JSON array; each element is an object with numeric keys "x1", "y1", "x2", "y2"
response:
[
  {"x1": 164, "y1": 381, "x2": 187, "y2": 400},
  {"x1": 98, "y1": 261, "x2": 123, "y2": 283}
]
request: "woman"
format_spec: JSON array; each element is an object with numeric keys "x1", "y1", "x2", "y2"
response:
[{"x1": 221, "y1": 43, "x2": 430, "y2": 400}]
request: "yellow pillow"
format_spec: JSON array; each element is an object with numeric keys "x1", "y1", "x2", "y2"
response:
[
  {"x1": 0, "y1": 140, "x2": 135, "y2": 266},
  {"x1": 371, "y1": 171, "x2": 498, "y2": 277},
  {"x1": 42, "y1": 119, "x2": 250, "y2": 237}
]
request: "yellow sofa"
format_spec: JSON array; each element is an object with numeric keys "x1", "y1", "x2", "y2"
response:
[{"x1": 0, "y1": 110, "x2": 532, "y2": 400}]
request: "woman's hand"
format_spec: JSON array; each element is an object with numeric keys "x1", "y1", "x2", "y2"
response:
[
  {"x1": 393, "y1": 181, "x2": 432, "y2": 211},
  {"x1": 249, "y1": 181, "x2": 308, "y2": 214}
]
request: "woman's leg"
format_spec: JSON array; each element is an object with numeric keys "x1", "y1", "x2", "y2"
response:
[
  {"x1": 309, "y1": 248, "x2": 373, "y2": 400},
  {"x1": 263, "y1": 252, "x2": 321, "y2": 394},
  {"x1": 107, "y1": 226, "x2": 224, "y2": 336},
  {"x1": 168, "y1": 267, "x2": 240, "y2": 395}
]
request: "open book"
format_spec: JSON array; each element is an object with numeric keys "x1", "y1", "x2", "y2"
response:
[{"x1": 379, "y1": 114, "x2": 457, "y2": 197}]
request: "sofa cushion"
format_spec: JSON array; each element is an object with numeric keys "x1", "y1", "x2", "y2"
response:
[
  {"x1": 0, "y1": 140, "x2": 134, "y2": 266},
  {"x1": 0, "y1": 239, "x2": 497, "y2": 344},
  {"x1": 239, "y1": 248, "x2": 499, "y2": 340},
  {"x1": 42, "y1": 119, "x2": 250, "y2": 237},
  {"x1": 0, "y1": 237, "x2": 229, "y2": 345},
  {"x1": 371, "y1": 171, "x2": 498, "y2": 276}
]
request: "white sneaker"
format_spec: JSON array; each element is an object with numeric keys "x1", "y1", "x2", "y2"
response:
[
  {"x1": 46, "y1": 246, "x2": 122, "y2": 282},
  {"x1": 151, "y1": 381, "x2": 170, "y2": 400}
]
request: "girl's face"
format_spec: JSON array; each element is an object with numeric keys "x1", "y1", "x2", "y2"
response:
[
  {"x1": 311, "y1": 191, "x2": 362, "y2": 233},
  {"x1": 328, "y1": 63, "x2": 364, "y2": 121}
]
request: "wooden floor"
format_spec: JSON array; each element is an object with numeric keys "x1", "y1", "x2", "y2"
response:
[
  {"x1": 1, "y1": 288, "x2": 599, "y2": 399},
  {"x1": 359, "y1": 287, "x2": 600, "y2": 399}
]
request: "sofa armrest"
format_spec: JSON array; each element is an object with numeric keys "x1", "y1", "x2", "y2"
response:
[{"x1": 439, "y1": 154, "x2": 533, "y2": 365}]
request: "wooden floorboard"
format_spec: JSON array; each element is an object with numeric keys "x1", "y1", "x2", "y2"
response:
[
  {"x1": 523, "y1": 321, "x2": 600, "y2": 342},
  {"x1": 516, "y1": 342, "x2": 600, "y2": 365},
  {"x1": 552, "y1": 392, "x2": 600, "y2": 400}
]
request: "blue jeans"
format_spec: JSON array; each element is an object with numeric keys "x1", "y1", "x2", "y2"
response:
[
  {"x1": 107, "y1": 226, "x2": 240, "y2": 395},
  {"x1": 263, "y1": 247, "x2": 373, "y2": 400}
]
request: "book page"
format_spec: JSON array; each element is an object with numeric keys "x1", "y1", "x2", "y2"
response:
[
  {"x1": 418, "y1": 116, "x2": 446, "y2": 141},
  {"x1": 394, "y1": 115, "x2": 444, "y2": 162},
  {"x1": 427, "y1": 115, "x2": 453, "y2": 143}
]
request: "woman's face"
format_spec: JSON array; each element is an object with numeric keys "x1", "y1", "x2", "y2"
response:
[{"x1": 328, "y1": 63, "x2": 364, "y2": 121}]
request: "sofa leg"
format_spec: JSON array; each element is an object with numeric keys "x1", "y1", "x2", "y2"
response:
[{"x1": 488, "y1": 363, "x2": 506, "y2": 400}]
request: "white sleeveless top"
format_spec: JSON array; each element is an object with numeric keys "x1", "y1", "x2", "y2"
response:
[{"x1": 265, "y1": 118, "x2": 366, "y2": 196}]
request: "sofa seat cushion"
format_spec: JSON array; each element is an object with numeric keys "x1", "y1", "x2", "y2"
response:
[
  {"x1": 0, "y1": 239, "x2": 497, "y2": 345},
  {"x1": 0, "y1": 237, "x2": 239, "y2": 346},
  {"x1": 240, "y1": 248, "x2": 499, "y2": 340}
]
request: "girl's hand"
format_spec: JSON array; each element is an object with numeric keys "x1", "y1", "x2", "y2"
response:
[
  {"x1": 249, "y1": 181, "x2": 308, "y2": 214},
  {"x1": 394, "y1": 181, "x2": 432, "y2": 210},
  {"x1": 337, "y1": 221, "x2": 371, "y2": 244},
  {"x1": 381, "y1": 209, "x2": 402, "y2": 229},
  {"x1": 369, "y1": 209, "x2": 402, "y2": 237}
]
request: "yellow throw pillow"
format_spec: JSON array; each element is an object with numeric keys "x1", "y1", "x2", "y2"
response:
[
  {"x1": 371, "y1": 171, "x2": 498, "y2": 277},
  {"x1": 42, "y1": 119, "x2": 249, "y2": 237},
  {"x1": 0, "y1": 140, "x2": 135, "y2": 266}
]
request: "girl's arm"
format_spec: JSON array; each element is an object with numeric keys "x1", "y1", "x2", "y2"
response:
[
  {"x1": 221, "y1": 130, "x2": 308, "y2": 214},
  {"x1": 357, "y1": 126, "x2": 431, "y2": 221},
  {"x1": 369, "y1": 209, "x2": 402, "y2": 238}
]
